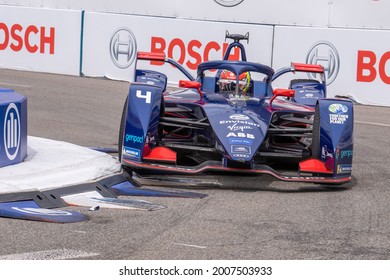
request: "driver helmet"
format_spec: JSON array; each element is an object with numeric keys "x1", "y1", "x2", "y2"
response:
[{"x1": 218, "y1": 70, "x2": 251, "y2": 94}]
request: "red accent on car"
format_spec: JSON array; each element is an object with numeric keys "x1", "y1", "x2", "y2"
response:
[
  {"x1": 122, "y1": 158, "x2": 351, "y2": 184},
  {"x1": 179, "y1": 80, "x2": 203, "y2": 99},
  {"x1": 292, "y1": 63, "x2": 324, "y2": 73},
  {"x1": 270, "y1": 88, "x2": 295, "y2": 106},
  {"x1": 299, "y1": 159, "x2": 333, "y2": 174},
  {"x1": 143, "y1": 147, "x2": 177, "y2": 162},
  {"x1": 137, "y1": 52, "x2": 166, "y2": 61}
]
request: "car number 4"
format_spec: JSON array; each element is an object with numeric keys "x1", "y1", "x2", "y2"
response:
[{"x1": 136, "y1": 90, "x2": 151, "y2": 104}]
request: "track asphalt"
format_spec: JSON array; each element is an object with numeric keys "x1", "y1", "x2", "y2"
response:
[{"x1": 0, "y1": 69, "x2": 389, "y2": 260}]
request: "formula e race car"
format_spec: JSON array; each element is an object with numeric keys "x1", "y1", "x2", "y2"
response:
[{"x1": 118, "y1": 32, "x2": 353, "y2": 185}]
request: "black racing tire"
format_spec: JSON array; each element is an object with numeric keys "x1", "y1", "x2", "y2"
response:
[
  {"x1": 311, "y1": 103, "x2": 321, "y2": 158},
  {"x1": 118, "y1": 96, "x2": 128, "y2": 162}
]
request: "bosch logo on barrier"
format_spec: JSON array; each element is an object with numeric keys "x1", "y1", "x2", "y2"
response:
[
  {"x1": 0, "y1": 23, "x2": 55, "y2": 54},
  {"x1": 357, "y1": 50, "x2": 390, "y2": 84},
  {"x1": 214, "y1": 0, "x2": 244, "y2": 7},
  {"x1": 306, "y1": 41, "x2": 340, "y2": 85},
  {"x1": 3, "y1": 103, "x2": 21, "y2": 161},
  {"x1": 150, "y1": 37, "x2": 240, "y2": 70},
  {"x1": 110, "y1": 27, "x2": 137, "y2": 69}
]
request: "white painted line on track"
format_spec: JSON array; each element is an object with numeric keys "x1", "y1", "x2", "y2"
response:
[
  {"x1": 355, "y1": 120, "x2": 390, "y2": 128},
  {"x1": 0, "y1": 81, "x2": 32, "y2": 88},
  {"x1": 174, "y1": 243, "x2": 207, "y2": 249},
  {"x1": 0, "y1": 249, "x2": 100, "y2": 260}
]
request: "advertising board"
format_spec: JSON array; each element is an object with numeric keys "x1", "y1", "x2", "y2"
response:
[
  {"x1": 0, "y1": 5, "x2": 81, "y2": 75},
  {"x1": 82, "y1": 12, "x2": 274, "y2": 82},
  {"x1": 273, "y1": 26, "x2": 390, "y2": 105},
  {"x1": 4, "y1": 0, "x2": 390, "y2": 30}
]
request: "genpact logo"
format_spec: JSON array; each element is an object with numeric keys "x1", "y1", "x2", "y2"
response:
[
  {"x1": 110, "y1": 27, "x2": 137, "y2": 69},
  {"x1": 125, "y1": 134, "x2": 144, "y2": 144},
  {"x1": 306, "y1": 41, "x2": 340, "y2": 85},
  {"x1": 214, "y1": 0, "x2": 244, "y2": 7}
]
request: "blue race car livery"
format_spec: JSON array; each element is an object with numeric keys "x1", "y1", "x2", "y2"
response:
[{"x1": 118, "y1": 32, "x2": 353, "y2": 185}]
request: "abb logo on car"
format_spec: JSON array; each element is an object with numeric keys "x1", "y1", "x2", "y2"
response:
[
  {"x1": 150, "y1": 37, "x2": 240, "y2": 70},
  {"x1": 0, "y1": 23, "x2": 55, "y2": 54},
  {"x1": 357, "y1": 50, "x2": 390, "y2": 84}
]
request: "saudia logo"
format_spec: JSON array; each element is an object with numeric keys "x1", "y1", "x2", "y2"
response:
[{"x1": 214, "y1": 0, "x2": 244, "y2": 7}]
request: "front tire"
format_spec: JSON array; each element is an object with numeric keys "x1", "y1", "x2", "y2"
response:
[{"x1": 118, "y1": 96, "x2": 128, "y2": 162}]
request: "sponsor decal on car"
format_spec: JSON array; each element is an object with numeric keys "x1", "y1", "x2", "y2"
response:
[
  {"x1": 337, "y1": 149, "x2": 353, "y2": 159},
  {"x1": 123, "y1": 147, "x2": 141, "y2": 159},
  {"x1": 329, "y1": 104, "x2": 348, "y2": 114},
  {"x1": 231, "y1": 145, "x2": 251, "y2": 154},
  {"x1": 219, "y1": 120, "x2": 261, "y2": 128},
  {"x1": 228, "y1": 138, "x2": 253, "y2": 145},
  {"x1": 229, "y1": 114, "x2": 249, "y2": 121},
  {"x1": 232, "y1": 153, "x2": 250, "y2": 159},
  {"x1": 226, "y1": 132, "x2": 255, "y2": 139},
  {"x1": 125, "y1": 134, "x2": 144, "y2": 144},
  {"x1": 227, "y1": 123, "x2": 253, "y2": 132},
  {"x1": 321, "y1": 145, "x2": 333, "y2": 161},
  {"x1": 329, "y1": 103, "x2": 349, "y2": 124},
  {"x1": 337, "y1": 164, "x2": 352, "y2": 174}
]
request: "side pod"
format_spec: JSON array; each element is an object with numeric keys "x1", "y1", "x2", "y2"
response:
[
  {"x1": 312, "y1": 99, "x2": 354, "y2": 178},
  {"x1": 120, "y1": 83, "x2": 163, "y2": 162}
]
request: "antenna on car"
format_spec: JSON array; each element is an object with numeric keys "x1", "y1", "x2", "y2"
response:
[
  {"x1": 223, "y1": 31, "x2": 249, "y2": 61},
  {"x1": 225, "y1": 31, "x2": 249, "y2": 44}
]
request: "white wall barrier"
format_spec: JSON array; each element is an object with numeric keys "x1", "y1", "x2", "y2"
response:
[
  {"x1": 2, "y1": 0, "x2": 390, "y2": 30},
  {"x1": 81, "y1": 12, "x2": 274, "y2": 82},
  {"x1": 1, "y1": 3, "x2": 390, "y2": 106},
  {"x1": 0, "y1": 5, "x2": 81, "y2": 75},
  {"x1": 272, "y1": 26, "x2": 390, "y2": 106}
]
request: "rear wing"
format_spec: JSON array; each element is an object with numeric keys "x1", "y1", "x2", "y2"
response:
[
  {"x1": 272, "y1": 63, "x2": 325, "y2": 81},
  {"x1": 136, "y1": 52, "x2": 195, "y2": 81},
  {"x1": 292, "y1": 63, "x2": 324, "y2": 73}
]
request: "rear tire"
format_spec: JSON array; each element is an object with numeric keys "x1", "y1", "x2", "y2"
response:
[{"x1": 311, "y1": 103, "x2": 320, "y2": 158}]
